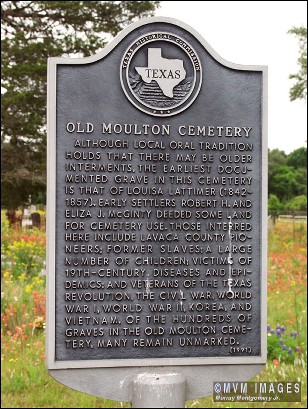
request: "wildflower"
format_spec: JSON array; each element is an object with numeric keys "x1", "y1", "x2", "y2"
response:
[
  {"x1": 267, "y1": 325, "x2": 271, "y2": 332},
  {"x1": 25, "y1": 285, "x2": 33, "y2": 293},
  {"x1": 282, "y1": 345, "x2": 287, "y2": 350},
  {"x1": 288, "y1": 348, "x2": 293, "y2": 354},
  {"x1": 276, "y1": 328, "x2": 281, "y2": 337},
  {"x1": 279, "y1": 339, "x2": 284, "y2": 345},
  {"x1": 273, "y1": 359, "x2": 280, "y2": 366},
  {"x1": 270, "y1": 329, "x2": 274, "y2": 335},
  {"x1": 291, "y1": 331, "x2": 298, "y2": 338},
  {"x1": 281, "y1": 326, "x2": 285, "y2": 333},
  {"x1": 295, "y1": 347, "x2": 301, "y2": 353},
  {"x1": 32, "y1": 316, "x2": 45, "y2": 329}
]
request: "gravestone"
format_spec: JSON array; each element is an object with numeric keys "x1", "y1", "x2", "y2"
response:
[
  {"x1": 47, "y1": 17, "x2": 267, "y2": 406},
  {"x1": 31, "y1": 212, "x2": 41, "y2": 228},
  {"x1": 6, "y1": 210, "x2": 16, "y2": 228}
]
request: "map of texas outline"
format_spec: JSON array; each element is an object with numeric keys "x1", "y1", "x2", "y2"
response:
[{"x1": 135, "y1": 48, "x2": 186, "y2": 98}]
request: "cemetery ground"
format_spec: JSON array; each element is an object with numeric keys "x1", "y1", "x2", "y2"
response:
[{"x1": 1, "y1": 211, "x2": 306, "y2": 408}]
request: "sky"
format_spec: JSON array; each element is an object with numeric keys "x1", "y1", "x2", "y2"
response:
[{"x1": 155, "y1": 1, "x2": 307, "y2": 154}]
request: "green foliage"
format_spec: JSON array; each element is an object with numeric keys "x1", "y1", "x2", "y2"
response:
[
  {"x1": 285, "y1": 195, "x2": 307, "y2": 211},
  {"x1": 1, "y1": 143, "x2": 46, "y2": 208},
  {"x1": 1, "y1": 1, "x2": 160, "y2": 209},
  {"x1": 268, "y1": 148, "x2": 307, "y2": 206},
  {"x1": 268, "y1": 194, "x2": 284, "y2": 212},
  {"x1": 270, "y1": 165, "x2": 306, "y2": 202},
  {"x1": 5, "y1": 239, "x2": 46, "y2": 279},
  {"x1": 268, "y1": 148, "x2": 287, "y2": 168},
  {"x1": 1, "y1": 210, "x2": 10, "y2": 236},
  {"x1": 287, "y1": 147, "x2": 307, "y2": 169},
  {"x1": 267, "y1": 325, "x2": 301, "y2": 364},
  {"x1": 288, "y1": 26, "x2": 307, "y2": 101},
  {"x1": 268, "y1": 149, "x2": 287, "y2": 202},
  {"x1": 1, "y1": 213, "x2": 46, "y2": 283}
]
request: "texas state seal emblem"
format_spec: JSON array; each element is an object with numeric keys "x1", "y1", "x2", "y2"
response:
[{"x1": 120, "y1": 32, "x2": 202, "y2": 116}]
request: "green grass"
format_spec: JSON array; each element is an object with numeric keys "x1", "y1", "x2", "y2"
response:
[
  {"x1": 186, "y1": 359, "x2": 307, "y2": 408},
  {"x1": 1, "y1": 335, "x2": 130, "y2": 408},
  {"x1": 2, "y1": 351, "x2": 306, "y2": 408}
]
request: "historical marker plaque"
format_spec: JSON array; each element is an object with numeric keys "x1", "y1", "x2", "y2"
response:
[{"x1": 47, "y1": 17, "x2": 267, "y2": 399}]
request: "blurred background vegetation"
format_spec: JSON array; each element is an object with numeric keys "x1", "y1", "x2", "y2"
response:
[{"x1": 1, "y1": 0, "x2": 160, "y2": 209}]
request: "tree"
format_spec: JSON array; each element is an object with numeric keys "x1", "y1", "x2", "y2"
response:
[
  {"x1": 1, "y1": 1, "x2": 160, "y2": 209},
  {"x1": 285, "y1": 195, "x2": 307, "y2": 211},
  {"x1": 268, "y1": 148, "x2": 287, "y2": 195},
  {"x1": 269, "y1": 165, "x2": 306, "y2": 203},
  {"x1": 268, "y1": 148, "x2": 307, "y2": 205},
  {"x1": 268, "y1": 194, "x2": 284, "y2": 212},
  {"x1": 287, "y1": 146, "x2": 307, "y2": 169},
  {"x1": 288, "y1": 26, "x2": 307, "y2": 101}
]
